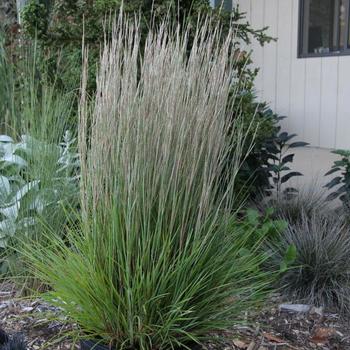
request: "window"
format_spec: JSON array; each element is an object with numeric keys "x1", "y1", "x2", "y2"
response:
[
  {"x1": 299, "y1": 0, "x2": 350, "y2": 57},
  {"x1": 211, "y1": 0, "x2": 232, "y2": 12}
]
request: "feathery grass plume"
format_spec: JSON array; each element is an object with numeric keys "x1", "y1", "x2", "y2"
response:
[{"x1": 22, "y1": 14, "x2": 273, "y2": 349}]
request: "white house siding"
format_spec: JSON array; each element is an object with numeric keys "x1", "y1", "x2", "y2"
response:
[{"x1": 237, "y1": 0, "x2": 350, "y2": 149}]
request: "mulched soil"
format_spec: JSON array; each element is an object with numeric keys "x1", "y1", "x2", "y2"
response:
[
  {"x1": 0, "y1": 283, "x2": 76, "y2": 349},
  {"x1": 226, "y1": 297, "x2": 350, "y2": 350},
  {"x1": 1, "y1": 284, "x2": 350, "y2": 350}
]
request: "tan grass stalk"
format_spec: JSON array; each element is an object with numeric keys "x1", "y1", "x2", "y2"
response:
[{"x1": 80, "y1": 17, "x2": 246, "y2": 231}]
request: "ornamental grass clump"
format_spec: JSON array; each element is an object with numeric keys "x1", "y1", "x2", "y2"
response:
[
  {"x1": 0, "y1": 36, "x2": 79, "y2": 285},
  {"x1": 256, "y1": 184, "x2": 329, "y2": 225},
  {"x1": 22, "y1": 16, "x2": 273, "y2": 349},
  {"x1": 273, "y1": 211, "x2": 350, "y2": 314}
]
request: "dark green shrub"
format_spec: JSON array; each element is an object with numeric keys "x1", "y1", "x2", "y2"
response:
[
  {"x1": 21, "y1": 0, "x2": 273, "y2": 90},
  {"x1": 0, "y1": 0, "x2": 18, "y2": 35},
  {"x1": 235, "y1": 103, "x2": 308, "y2": 199},
  {"x1": 264, "y1": 126, "x2": 308, "y2": 196},
  {"x1": 325, "y1": 149, "x2": 350, "y2": 208},
  {"x1": 22, "y1": 1, "x2": 272, "y2": 47},
  {"x1": 21, "y1": 1, "x2": 48, "y2": 38}
]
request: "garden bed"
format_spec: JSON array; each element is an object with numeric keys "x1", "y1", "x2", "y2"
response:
[
  {"x1": 0, "y1": 283, "x2": 75, "y2": 350},
  {"x1": 229, "y1": 296, "x2": 350, "y2": 350},
  {"x1": 1, "y1": 283, "x2": 349, "y2": 350}
]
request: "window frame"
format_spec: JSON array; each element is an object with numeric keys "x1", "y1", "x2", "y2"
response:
[{"x1": 298, "y1": 0, "x2": 350, "y2": 58}]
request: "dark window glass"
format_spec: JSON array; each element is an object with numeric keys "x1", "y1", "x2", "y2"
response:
[
  {"x1": 339, "y1": 0, "x2": 347, "y2": 48},
  {"x1": 214, "y1": 0, "x2": 232, "y2": 11},
  {"x1": 299, "y1": 0, "x2": 350, "y2": 57},
  {"x1": 308, "y1": 0, "x2": 334, "y2": 53}
]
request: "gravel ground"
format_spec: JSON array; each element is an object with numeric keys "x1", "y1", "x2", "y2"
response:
[{"x1": 1, "y1": 284, "x2": 350, "y2": 350}]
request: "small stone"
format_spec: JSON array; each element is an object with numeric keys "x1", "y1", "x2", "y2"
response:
[
  {"x1": 21, "y1": 306, "x2": 34, "y2": 313},
  {"x1": 0, "y1": 303, "x2": 8, "y2": 310},
  {"x1": 310, "y1": 306, "x2": 324, "y2": 317},
  {"x1": 279, "y1": 304, "x2": 311, "y2": 313}
]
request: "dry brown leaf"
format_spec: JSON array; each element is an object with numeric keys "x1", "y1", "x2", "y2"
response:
[{"x1": 310, "y1": 327, "x2": 336, "y2": 344}]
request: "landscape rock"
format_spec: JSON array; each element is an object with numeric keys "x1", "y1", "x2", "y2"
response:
[
  {"x1": 310, "y1": 306, "x2": 324, "y2": 317},
  {"x1": 279, "y1": 304, "x2": 311, "y2": 313}
]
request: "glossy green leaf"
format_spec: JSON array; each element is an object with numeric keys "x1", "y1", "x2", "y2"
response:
[
  {"x1": 289, "y1": 141, "x2": 309, "y2": 148},
  {"x1": 281, "y1": 171, "x2": 303, "y2": 184}
]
